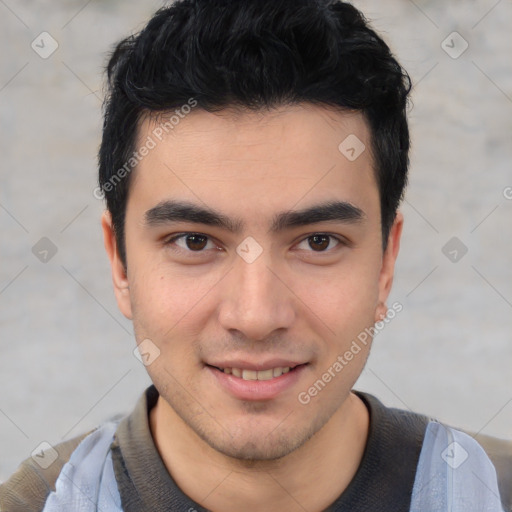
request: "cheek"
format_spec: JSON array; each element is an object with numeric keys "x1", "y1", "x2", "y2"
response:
[
  {"x1": 130, "y1": 276, "x2": 203, "y2": 382},
  {"x1": 129, "y1": 265, "x2": 218, "y2": 342},
  {"x1": 296, "y1": 260, "x2": 380, "y2": 337}
]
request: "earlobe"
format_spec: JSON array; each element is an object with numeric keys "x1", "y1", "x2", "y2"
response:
[
  {"x1": 375, "y1": 301, "x2": 388, "y2": 323},
  {"x1": 101, "y1": 210, "x2": 133, "y2": 320}
]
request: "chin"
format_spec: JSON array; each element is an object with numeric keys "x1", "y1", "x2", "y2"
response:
[
  {"x1": 196, "y1": 419, "x2": 322, "y2": 463},
  {"x1": 208, "y1": 435, "x2": 299, "y2": 462}
]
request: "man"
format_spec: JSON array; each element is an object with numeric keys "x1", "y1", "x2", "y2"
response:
[{"x1": 0, "y1": 0, "x2": 508, "y2": 511}]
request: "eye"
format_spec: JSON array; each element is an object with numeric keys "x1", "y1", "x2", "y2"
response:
[
  {"x1": 164, "y1": 232, "x2": 344, "y2": 256},
  {"x1": 295, "y1": 233, "x2": 342, "y2": 252},
  {"x1": 165, "y1": 233, "x2": 217, "y2": 252}
]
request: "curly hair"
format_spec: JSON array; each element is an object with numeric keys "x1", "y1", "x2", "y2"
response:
[{"x1": 98, "y1": 0, "x2": 411, "y2": 268}]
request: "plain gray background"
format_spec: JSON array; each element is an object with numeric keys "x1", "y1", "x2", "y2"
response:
[{"x1": 0, "y1": 0, "x2": 511, "y2": 482}]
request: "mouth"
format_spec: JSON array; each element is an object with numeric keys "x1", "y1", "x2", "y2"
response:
[
  {"x1": 205, "y1": 362, "x2": 309, "y2": 401},
  {"x1": 207, "y1": 364, "x2": 304, "y2": 381}
]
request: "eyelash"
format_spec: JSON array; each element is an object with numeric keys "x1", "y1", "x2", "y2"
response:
[{"x1": 164, "y1": 232, "x2": 345, "y2": 254}]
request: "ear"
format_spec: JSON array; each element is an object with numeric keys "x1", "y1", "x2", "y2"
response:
[
  {"x1": 101, "y1": 210, "x2": 133, "y2": 320},
  {"x1": 375, "y1": 211, "x2": 403, "y2": 322}
]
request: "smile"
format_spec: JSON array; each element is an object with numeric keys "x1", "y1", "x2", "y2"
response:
[
  {"x1": 215, "y1": 366, "x2": 292, "y2": 380},
  {"x1": 206, "y1": 363, "x2": 308, "y2": 400}
]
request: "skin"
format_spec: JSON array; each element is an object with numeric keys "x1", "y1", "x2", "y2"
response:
[{"x1": 102, "y1": 103, "x2": 403, "y2": 512}]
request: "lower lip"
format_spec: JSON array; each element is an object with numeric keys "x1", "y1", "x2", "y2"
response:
[{"x1": 207, "y1": 365, "x2": 308, "y2": 401}]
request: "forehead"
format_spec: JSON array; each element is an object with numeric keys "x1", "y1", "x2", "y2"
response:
[{"x1": 128, "y1": 104, "x2": 378, "y2": 222}]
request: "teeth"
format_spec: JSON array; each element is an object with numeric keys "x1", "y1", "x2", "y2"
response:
[
  {"x1": 256, "y1": 369, "x2": 273, "y2": 380},
  {"x1": 221, "y1": 366, "x2": 294, "y2": 380},
  {"x1": 242, "y1": 369, "x2": 258, "y2": 380}
]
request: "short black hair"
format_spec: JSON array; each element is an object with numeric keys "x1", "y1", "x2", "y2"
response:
[{"x1": 98, "y1": 0, "x2": 411, "y2": 269}]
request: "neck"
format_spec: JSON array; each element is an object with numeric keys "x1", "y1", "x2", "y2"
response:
[{"x1": 149, "y1": 392, "x2": 369, "y2": 512}]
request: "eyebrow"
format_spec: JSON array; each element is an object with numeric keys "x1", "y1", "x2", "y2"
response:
[{"x1": 144, "y1": 199, "x2": 365, "y2": 233}]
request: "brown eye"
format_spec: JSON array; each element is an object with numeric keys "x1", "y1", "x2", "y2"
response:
[
  {"x1": 308, "y1": 234, "x2": 330, "y2": 251},
  {"x1": 184, "y1": 234, "x2": 208, "y2": 251},
  {"x1": 166, "y1": 233, "x2": 214, "y2": 252},
  {"x1": 295, "y1": 233, "x2": 342, "y2": 253}
]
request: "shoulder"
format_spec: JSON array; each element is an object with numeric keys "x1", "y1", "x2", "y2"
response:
[
  {"x1": 464, "y1": 429, "x2": 512, "y2": 512},
  {"x1": 0, "y1": 431, "x2": 92, "y2": 512},
  {"x1": 355, "y1": 391, "x2": 510, "y2": 510},
  {"x1": 412, "y1": 422, "x2": 507, "y2": 511}
]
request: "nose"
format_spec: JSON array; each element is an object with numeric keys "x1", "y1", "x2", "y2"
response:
[{"x1": 217, "y1": 252, "x2": 295, "y2": 341}]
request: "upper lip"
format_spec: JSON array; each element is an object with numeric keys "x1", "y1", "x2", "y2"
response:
[{"x1": 205, "y1": 359, "x2": 307, "y2": 371}]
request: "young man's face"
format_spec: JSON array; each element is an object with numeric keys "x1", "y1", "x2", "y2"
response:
[{"x1": 103, "y1": 104, "x2": 402, "y2": 461}]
